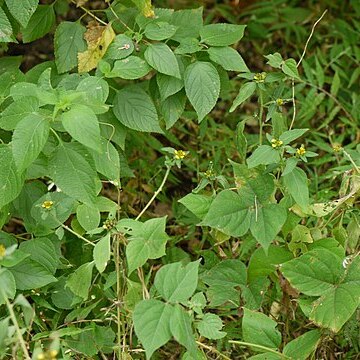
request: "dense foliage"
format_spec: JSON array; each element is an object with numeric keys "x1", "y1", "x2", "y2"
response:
[{"x1": 0, "y1": 0, "x2": 359, "y2": 359}]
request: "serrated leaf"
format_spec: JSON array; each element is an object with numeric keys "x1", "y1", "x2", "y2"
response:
[
  {"x1": 282, "y1": 58, "x2": 300, "y2": 79},
  {"x1": 54, "y1": 21, "x2": 86, "y2": 73},
  {"x1": 160, "y1": 91, "x2": 186, "y2": 129},
  {"x1": 77, "y1": 203, "x2": 100, "y2": 231},
  {"x1": 5, "y1": 0, "x2": 38, "y2": 28},
  {"x1": 247, "y1": 145, "x2": 281, "y2": 168},
  {"x1": 282, "y1": 167, "x2": 309, "y2": 210},
  {"x1": 283, "y1": 330, "x2": 321, "y2": 360},
  {"x1": 145, "y1": 21, "x2": 178, "y2": 40},
  {"x1": 265, "y1": 53, "x2": 283, "y2": 68},
  {"x1": 200, "y1": 24, "x2": 246, "y2": 46},
  {"x1": 178, "y1": 193, "x2": 212, "y2": 219},
  {"x1": 145, "y1": 43, "x2": 180, "y2": 78},
  {"x1": 279, "y1": 128, "x2": 308, "y2": 145},
  {"x1": 61, "y1": 104, "x2": 102, "y2": 152},
  {"x1": 104, "y1": 34, "x2": 134, "y2": 60},
  {"x1": 131, "y1": 0, "x2": 154, "y2": 17},
  {"x1": 184, "y1": 61, "x2": 220, "y2": 122},
  {"x1": 197, "y1": 313, "x2": 226, "y2": 340},
  {"x1": 133, "y1": 299, "x2": 172, "y2": 359},
  {"x1": 113, "y1": 85, "x2": 162, "y2": 133},
  {"x1": 22, "y1": 5, "x2": 55, "y2": 43},
  {"x1": 230, "y1": 81, "x2": 256, "y2": 112},
  {"x1": 66, "y1": 262, "x2": 94, "y2": 300},
  {"x1": 0, "y1": 7, "x2": 14, "y2": 42},
  {"x1": 157, "y1": 73, "x2": 183, "y2": 101},
  {"x1": 12, "y1": 113, "x2": 50, "y2": 171},
  {"x1": 170, "y1": 8, "x2": 203, "y2": 42},
  {"x1": 93, "y1": 233, "x2": 111, "y2": 273},
  {"x1": 208, "y1": 46, "x2": 249, "y2": 72},
  {"x1": 155, "y1": 261, "x2": 200, "y2": 303},
  {"x1": 107, "y1": 56, "x2": 151, "y2": 79},
  {"x1": 0, "y1": 269, "x2": 16, "y2": 305}
]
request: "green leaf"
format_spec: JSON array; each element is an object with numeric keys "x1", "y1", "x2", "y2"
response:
[
  {"x1": 145, "y1": 43, "x2": 180, "y2": 78},
  {"x1": 201, "y1": 190, "x2": 251, "y2": 237},
  {"x1": 107, "y1": 56, "x2": 151, "y2": 80},
  {"x1": 50, "y1": 143, "x2": 98, "y2": 205},
  {"x1": 330, "y1": 71, "x2": 340, "y2": 96},
  {"x1": 61, "y1": 104, "x2": 102, "y2": 152},
  {"x1": 5, "y1": 0, "x2": 38, "y2": 28},
  {"x1": 77, "y1": 204, "x2": 100, "y2": 231},
  {"x1": 113, "y1": 85, "x2": 162, "y2": 133},
  {"x1": 93, "y1": 233, "x2": 111, "y2": 273},
  {"x1": 264, "y1": 53, "x2": 283, "y2": 68},
  {"x1": 12, "y1": 113, "x2": 49, "y2": 172},
  {"x1": 133, "y1": 299, "x2": 172, "y2": 359},
  {"x1": 247, "y1": 145, "x2": 281, "y2": 168},
  {"x1": 154, "y1": 261, "x2": 200, "y2": 303},
  {"x1": 22, "y1": 5, "x2": 55, "y2": 43},
  {"x1": 126, "y1": 217, "x2": 169, "y2": 274},
  {"x1": 200, "y1": 24, "x2": 246, "y2": 46},
  {"x1": 208, "y1": 46, "x2": 249, "y2": 72},
  {"x1": 160, "y1": 91, "x2": 186, "y2": 129},
  {"x1": 170, "y1": 304, "x2": 197, "y2": 356},
  {"x1": 0, "y1": 269, "x2": 16, "y2": 305},
  {"x1": 157, "y1": 73, "x2": 183, "y2": 101},
  {"x1": 197, "y1": 313, "x2": 226, "y2": 340},
  {"x1": 250, "y1": 204, "x2": 287, "y2": 252},
  {"x1": 242, "y1": 308, "x2": 282, "y2": 350},
  {"x1": 281, "y1": 58, "x2": 300, "y2": 79},
  {"x1": 0, "y1": 96, "x2": 39, "y2": 131},
  {"x1": 230, "y1": 81, "x2": 256, "y2": 112},
  {"x1": 279, "y1": 128, "x2": 308, "y2": 145},
  {"x1": 145, "y1": 22, "x2": 178, "y2": 40},
  {"x1": 282, "y1": 167, "x2": 309, "y2": 210},
  {"x1": 104, "y1": 34, "x2": 134, "y2": 60},
  {"x1": 0, "y1": 145, "x2": 24, "y2": 209},
  {"x1": 54, "y1": 21, "x2": 86, "y2": 73},
  {"x1": 178, "y1": 193, "x2": 213, "y2": 219},
  {"x1": 283, "y1": 330, "x2": 321, "y2": 359},
  {"x1": 9, "y1": 258, "x2": 57, "y2": 290},
  {"x1": 282, "y1": 250, "x2": 360, "y2": 332},
  {"x1": 0, "y1": 7, "x2": 13, "y2": 43},
  {"x1": 170, "y1": 8, "x2": 203, "y2": 42},
  {"x1": 66, "y1": 262, "x2": 94, "y2": 300},
  {"x1": 184, "y1": 61, "x2": 220, "y2": 122}
]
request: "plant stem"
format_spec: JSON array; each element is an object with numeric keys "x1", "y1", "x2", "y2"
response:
[
  {"x1": 229, "y1": 340, "x2": 291, "y2": 359},
  {"x1": 114, "y1": 234, "x2": 122, "y2": 359},
  {"x1": 196, "y1": 341, "x2": 231, "y2": 360},
  {"x1": 70, "y1": 0, "x2": 108, "y2": 26},
  {"x1": 60, "y1": 224, "x2": 95, "y2": 247},
  {"x1": 342, "y1": 149, "x2": 360, "y2": 174},
  {"x1": 258, "y1": 89, "x2": 264, "y2": 145}
]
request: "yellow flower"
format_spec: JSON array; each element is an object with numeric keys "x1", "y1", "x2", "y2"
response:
[
  {"x1": 296, "y1": 146, "x2": 306, "y2": 156},
  {"x1": 0, "y1": 244, "x2": 6, "y2": 258},
  {"x1": 254, "y1": 72, "x2": 267, "y2": 83},
  {"x1": 276, "y1": 98, "x2": 284, "y2": 106},
  {"x1": 333, "y1": 144, "x2": 343, "y2": 152},
  {"x1": 49, "y1": 350, "x2": 58, "y2": 359},
  {"x1": 174, "y1": 150, "x2": 187, "y2": 160},
  {"x1": 271, "y1": 138, "x2": 283, "y2": 148},
  {"x1": 41, "y1": 200, "x2": 54, "y2": 210}
]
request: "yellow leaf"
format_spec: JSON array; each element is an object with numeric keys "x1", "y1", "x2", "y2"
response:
[
  {"x1": 131, "y1": 0, "x2": 155, "y2": 18},
  {"x1": 78, "y1": 24, "x2": 115, "y2": 73}
]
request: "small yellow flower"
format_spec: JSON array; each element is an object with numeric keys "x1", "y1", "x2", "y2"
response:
[
  {"x1": 37, "y1": 354, "x2": 45, "y2": 360},
  {"x1": 49, "y1": 350, "x2": 58, "y2": 359},
  {"x1": 276, "y1": 98, "x2": 284, "y2": 106},
  {"x1": 296, "y1": 146, "x2": 306, "y2": 156},
  {"x1": 174, "y1": 150, "x2": 187, "y2": 160},
  {"x1": 0, "y1": 244, "x2": 6, "y2": 258},
  {"x1": 271, "y1": 138, "x2": 283, "y2": 148},
  {"x1": 254, "y1": 72, "x2": 267, "y2": 83},
  {"x1": 41, "y1": 200, "x2": 54, "y2": 210},
  {"x1": 333, "y1": 144, "x2": 343, "y2": 152},
  {"x1": 205, "y1": 169, "x2": 215, "y2": 178}
]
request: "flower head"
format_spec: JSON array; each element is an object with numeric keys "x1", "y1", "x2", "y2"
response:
[
  {"x1": 296, "y1": 145, "x2": 306, "y2": 156},
  {"x1": 333, "y1": 144, "x2": 343, "y2": 153},
  {"x1": 174, "y1": 150, "x2": 187, "y2": 160},
  {"x1": 271, "y1": 138, "x2": 283, "y2": 149},
  {"x1": 276, "y1": 98, "x2": 284, "y2": 106},
  {"x1": 0, "y1": 244, "x2": 5, "y2": 258},
  {"x1": 41, "y1": 200, "x2": 54, "y2": 210},
  {"x1": 254, "y1": 72, "x2": 267, "y2": 83}
]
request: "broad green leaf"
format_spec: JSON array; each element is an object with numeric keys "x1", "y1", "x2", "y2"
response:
[
  {"x1": 107, "y1": 56, "x2": 151, "y2": 79},
  {"x1": 160, "y1": 91, "x2": 186, "y2": 129},
  {"x1": 113, "y1": 85, "x2": 162, "y2": 133},
  {"x1": 283, "y1": 330, "x2": 321, "y2": 359},
  {"x1": 250, "y1": 204, "x2": 287, "y2": 252},
  {"x1": 19, "y1": 238, "x2": 58, "y2": 274},
  {"x1": 175, "y1": 38, "x2": 202, "y2": 54},
  {"x1": 157, "y1": 73, "x2": 183, "y2": 101},
  {"x1": 206, "y1": 284, "x2": 239, "y2": 307},
  {"x1": 281, "y1": 58, "x2": 300, "y2": 79},
  {"x1": 0, "y1": 145, "x2": 24, "y2": 208},
  {"x1": 22, "y1": 5, "x2": 55, "y2": 43},
  {"x1": 76, "y1": 76, "x2": 109, "y2": 105},
  {"x1": 230, "y1": 81, "x2": 256, "y2": 112},
  {"x1": 54, "y1": 21, "x2": 86, "y2": 73},
  {"x1": 0, "y1": 96, "x2": 39, "y2": 131},
  {"x1": 12, "y1": 113, "x2": 49, "y2": 171},
  {"x1": 66, "y1": 262, "x2": 95, "y2": 300},
  {"x1": 154, "y1": 261, "x2": 200, "y2": 303},
  {"x1": 200, "y1": 24, "x2": 246, "y2": 46},
  {"x1": 242, "y1": 308, "x2": 282, "y2": 350},
  {"x1": 197, "y1": 313, "x2": 226, "y2": 340},
  {"x1": 265, "y1": 53, "x2": 283, "y2": 68},
  {"x1": 178, "y1": 193, "x2": 213, "y2": 219},
  {"x1": 170, "y1": 304, "x2": 197, "y2": 356},
  {"x1": 208, "y1": 46, "x2": 249, "y2": 72},
  {"x1": 145, "y1": 43, "x2": 180, "y2": 78},
  {"x1": 77, "y1": 204, "x2": 100, "y2": 231},
  {"x1": 279, "y1": 128, "x2": 308, "y2": 145},
  {"x1": 282, "y1": 167, "x2": 309, "y2": 210},
  {"x1": 93, "y1": 233, "x2": 111, "y2": 273},
  {"x1": 0, "y1": 7, "x2": 13, "y2": 42},
  {"x1": 247, "y1": 145, "x2": 280, "y2": 168},
  {"x1": 0, "y1": 269, "x2": 16, "y2": 305},
  {"x1": 201, "y1": 190, "x2": 251, "y2": 237},
  {"x1": 126, "y1": 217, "x2": 169, "y2": 274},
  {"x1": 5, "y1": 0, "x2": 38, "y2": 28},
  {"x1": 9, "y1": 258, "x2": 57, "y2": 290},
  {"x1": 50, "y1": 143, "x2": 98, "y2": 205},
  {"x1": 282, "y1": 250, "x2": 360, "y2": 332},
  {"x1": 104, "y1": 34, "x2": 134, "y2": 60},
  {"x1": 133, "y1": 299, "x2": 172, "y2": 359},
  {"x1": 61, "y1": 104, "x2": 102, "y2": 152},
  {"x1": 184, "y1": 61, "x2": 220, "y2": 122},
  {"x1": 170, "y1": 8, "x2": 203, "y2": 42},
  {"x1": 145, "y1": 22, "x2": 178, "y2": 40},
  {"x1": 241, "y1": 277, "x2": 270, "y2": 310}
]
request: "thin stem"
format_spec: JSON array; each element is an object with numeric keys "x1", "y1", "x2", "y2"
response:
[
  {"x1": 71, "y1": 0, "x2": 108, "y2": 26},
  {"x1": 258, "y1": 89, "x2": 264, "y2": 145},
  {"x1": 135, "y1": 165, "x2": 172, "y2": 221},
  {"x1": 60, "y1": 223, "x2": 95, "y2": 247},
  {"x1": 343, "y1": 150, "x2": 360, "y2": 174},
  {"x1": 289, "y1": 79, "x2": 296, "y2": 130},
  {"x1": 229, "y1": 340, "x2": 290, "y2": 359},
  {"x1": 114, "y1": 234, "x2": 122, "y2": 359},
  {"x1": 196, "y1": 341, "x2": 231, "y2": 360},
  {"x1": 0, "y1": 290, "x2": 31, "y2": 360}
]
